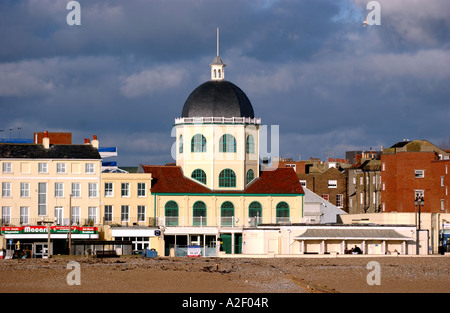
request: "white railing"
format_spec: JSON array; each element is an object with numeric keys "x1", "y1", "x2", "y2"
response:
[
  {"x1": 157, "y1": 216, "x2": 291, "y2": 227},
  {"x1": 174, "y1": 117, "x2": 261, "y2": 125}
]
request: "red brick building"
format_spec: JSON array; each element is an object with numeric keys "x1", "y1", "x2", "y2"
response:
[{"x1": 381, "y1": 140, "x2": 449, "y2": 214}]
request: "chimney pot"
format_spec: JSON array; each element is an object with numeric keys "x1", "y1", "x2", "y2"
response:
[{"x1": 84, "y1": 138, "x2": 90, "y2": 144}]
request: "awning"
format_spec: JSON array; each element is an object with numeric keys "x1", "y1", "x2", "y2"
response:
[{"x1": 294, "y1": 228, "x2": 411, "y2": 241}]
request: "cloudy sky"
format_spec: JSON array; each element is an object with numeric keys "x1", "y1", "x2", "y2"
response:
[{"x1": 1, "y1": 0, "x2": 449, "y2": 166}]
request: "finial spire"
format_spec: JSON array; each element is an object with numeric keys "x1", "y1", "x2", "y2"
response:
[
  {"x1": 210, "y1": 28, "x2": 226, "y2": 80},
  {"x1": 217, "y1": 27, "x2": 219, "y2": 56}
]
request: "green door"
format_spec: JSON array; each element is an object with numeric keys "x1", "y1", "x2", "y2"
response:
[
  {"x1": 234, "y1": 233, "x2": 242, "y2": 254},
  {"x1": 221, "y1": 234, "x2": 232, "y2": 254}
]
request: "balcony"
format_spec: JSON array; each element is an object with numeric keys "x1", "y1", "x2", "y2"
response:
[{"x1": 155, "y1": 216, "x2": 291, "y2": 228}]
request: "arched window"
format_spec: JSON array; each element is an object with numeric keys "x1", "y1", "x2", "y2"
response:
[
  {"x1": 193, "y1": 201, "x2": 207, "y2": 226},
  {"x1": 165, "y1": 201, "x2": 179, "y2": 226},
  {"x1": 191, "y1": 134, "x2": 206, "y2": 152},
  {"x1": 218, "y1": 69, "x2": 221, "y2": 78},
  {"x1": 179, "y1": 135, "x2": 183, "y2": 153},
  {"x1": 191, "y1": 169, "x2": 207, "y2": 185},
  {"x1": 248, "y1": 201, "x2": 262, "y2": 225},
  {"x1": 246, "y1": 169, "x2": 255, "y2": 185},
  {"x1": 276, "y1": 201, "x2": 290, "y2": 223},
  {"x1": 221, "y1": 201, "x2": 234, "y2": 226},
  {"x1": 214, "y1": 69, "x2": 217, "y2": 78},
  {"x1": 219, "y1": 169, "x2": 236, "y2": 187},
  {"x1": 219, "y1": 134, "x2": 236, "y2": 153},
  {"x1": 246, "y1": 134, "x2": 255, "y2": 154}
]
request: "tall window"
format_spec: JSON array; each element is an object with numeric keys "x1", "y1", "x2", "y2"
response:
[
  {"x1": 121, "y1": 205, "x2": 129, "y2": 222},
  {"x1": 121, "y1": 183, "x2": 130, "y2": 197},
  {"x1": 137, "y1": 183, "x2": 146, "y2": 197},
  {"x1": 20, "y1": 207, "x2": 29, "y2": 224},
  {"x1": 276, "y1": 201, "x2": 290, "y2": 223},
  {"x1": 179, "y1": 135, "x2": 183, "y2": 153},
  {"x1": 88, "y1": 183, "x2": 98, "y2": 198},
  {"x1": 336, "y1": 194, "x2": 343, "y2": 208},
  {"x1": 246, "y1": 169, "x2": 255, "y2": 185},
  {"x1": 219, "y1": 169, "x2": 236, "y2": 187},
  {"x1": 165, "y1": 201, "x2": 179, "y2": 226},
  {"x1": 104, "y1": 182, "x2": 113, "y2": 197},
  {"x1": 88, "y1": 207, "x2": 97, "y2": 225},
  {"x1": 246, "y1": 135, "x2": 255, "y2": 153},
  {"x1": 221, "y1": 201, "x2": 234, "y2": 226},
  {"x1": 248, "y1": 202, "x2": 262, "y2": 225},
  {"x1": 72, "y1": 182, "x2": 81, "y2": 198},
  {"x1": 2, "y1": 206, "x2": 11, "y2": 224},
  {"x1": 191, "y1": 169, "x2": 207, "y2": 185},
  {"x1": 193, "y1": 201, "x2": 207, "y2": 226},
  {"x1": 38, "y1": 182, "x2": 47, "y2": 215},
  {"x1": 71, "y1": 206, "x2": 80, "y2": 225},
  {"x1": 138, "y1": 205, "x2": 146, "y2": 222},
  {"x1": 191, "y1": 134, "x2": 207, "y2": 152},
  {"x1": 219, "y1": 134, "x2": 236, "y2": 153},
  {"x1": 55, "y1": 182, "x2": 64, "y2": 198},
  {"x1": 20, "y1": 182, "x2": 30, "y2": 198},
  {"x1": 2, "y1": 182, "x2": 11, "y2": 197},
  {"x1": 104, "y1": 205, "x2": 113, "y2": 223}
]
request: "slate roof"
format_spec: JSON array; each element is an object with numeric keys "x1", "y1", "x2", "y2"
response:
[
  {"x1": 139, "y1": 165, "x2": 304, "y2": 195},
  {"x1": 0, "y1": 144, "x2": 101, "y2": 159},
  {"x1": 181, "y1": 80, "x2": 255, "y2": 119}
]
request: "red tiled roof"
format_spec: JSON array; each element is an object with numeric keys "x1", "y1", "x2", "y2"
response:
[{"x1": 140, "y1": 165, "x2": 304, "y2": 195}]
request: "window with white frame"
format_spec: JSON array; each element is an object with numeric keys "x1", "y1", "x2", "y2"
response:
[
  {"x1": 414, "y1": 170, "x2": 424, "y2": 178},
  {"x1": 299, "y1": 180, "x2": 306, "y2": 187},
  {"x1": 55, "y1": 182, "x2": 64, "y2": 198},
  {"x1": 2, "y1": 162, "x2": 12, "y2": 173},
  {"x1": 322, "y1": 194, "x2": 329, "y2": 201},
  {"x1": 20, "y1": 206, "x2": 29, "y2": 224},
  {"x1": 71, "y1": 206, "x2": 80, "y2": 225},
  {"x1": 441, "y1": 176, "x2": 445, "y2": 187},
  {"x1": 441, "y1": 199, "x2": 445, "y2": 211},
  {"x1": 56, "y1": 163, "x2": 66, "y2": 173},
  {"x1": 20, "y1": 182, "x2": 30, "y2": 198},
  {"x1": 104, "y1": 205, "x2": 113, "y2": 222},
  {"x1": 373, "y1": 192, "x2": 376, "y2": 204},
  {"x1": 88, "y1": 207, "x2": 97, "y2": 224},
  {"x1": 2, "y1": 206, "x2": 11, "y2": 224},
  {"x1": 85, "y1": 163, "x2": 95, "y2": 174},
  {"x1": 121, "y1": 183, "x2": 130, "y2": 197},
  {"x1": 88, "y1": 183, "x2": 98, "y2": 198},
  {"x1": 137, "y1": 183, "x2": 146, "y2": 197},
  {"x1": 38, "y1": 182, "x2": 47, "y2": 216},
  {"x1": 104, "y1": 182, "x2": 113, "y2": 197},
  {"x1": 121, "y1": 205, "x2": 129, "y2": 222},
  {"x1": 415, "y1": 190, "x2": 424, "y2": 199},
  {"x1": 38, "y1": 163, "x2": 48, "y2": 173},
  {"x1": 328, "y1": 180, "x2": 337, "y2": 188},
  {"x1": 2, "y1": 182, "x2": 11, "y2": 197},
  {"x1": 71, "y1": 182, "x2": 81, "y2": 198},
  {"x1": 138, "y1": 205, "x2": 146, "y2": 222},
  {"x1": 360, "y1": 192, "x2": 363, "y2": 204}
]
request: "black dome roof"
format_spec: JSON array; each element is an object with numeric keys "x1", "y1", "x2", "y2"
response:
[{"x1": 181, "y1": 80, "x2": 254, "y2": 118}]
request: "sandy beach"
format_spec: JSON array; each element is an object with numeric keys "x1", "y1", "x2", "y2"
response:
[{"x1": 0, "y1": 255, "x2": 448, "y2": 294}]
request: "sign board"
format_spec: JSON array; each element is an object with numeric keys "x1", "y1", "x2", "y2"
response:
[
  {"x1": 187, "y1": 245, "x2": 202, "y2": 257},
  {"x1": 1, "y1": 225, "x2": 98, "y2": 235}
]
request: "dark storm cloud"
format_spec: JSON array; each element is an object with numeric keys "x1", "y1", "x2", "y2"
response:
[{"x1": 0, "y1": 0, "x2": 449, "y2": 165}]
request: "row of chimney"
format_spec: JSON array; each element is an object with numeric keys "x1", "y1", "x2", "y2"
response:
[{"x1": 42, "y1": 131, "x2": 99, "y2": 149}]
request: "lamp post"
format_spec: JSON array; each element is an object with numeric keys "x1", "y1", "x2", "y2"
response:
[
  {"x1": 69, "y1": 193, "x2": 72, "y2": 256},
  {"x1": 414, "y1": 195, "x2": 424, "y2": 255},
  {"x1": 414, "y1": 195, "x2": 424, "y2": 230}
]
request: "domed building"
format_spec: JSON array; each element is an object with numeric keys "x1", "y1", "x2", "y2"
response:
[{"x1": 139, "y1": 41, "x2": 304, "y2": 256}]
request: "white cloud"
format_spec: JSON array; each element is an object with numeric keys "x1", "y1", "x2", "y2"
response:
[{"x1": 120, "y1": 65, "x2": 187, "y2": 98}]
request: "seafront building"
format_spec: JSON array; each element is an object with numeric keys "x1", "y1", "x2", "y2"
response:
[{"x1": 1, "y1": 42, "x2": 449, "y2": 257}]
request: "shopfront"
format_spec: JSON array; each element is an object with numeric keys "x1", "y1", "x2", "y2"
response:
[{"x1": 1, "y1": 225, "x2": 99, "y2": 258}]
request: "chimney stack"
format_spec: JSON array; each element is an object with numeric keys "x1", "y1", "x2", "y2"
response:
[
  {"x1": 91, "y1": 135, "x2": 99, "y2": 149},
  {"x1": 43, "y1": 131, "x2": 50, "y2": 149},
  {"x1": 84, "y1": 138, "x2": 90, "y2": 144}
]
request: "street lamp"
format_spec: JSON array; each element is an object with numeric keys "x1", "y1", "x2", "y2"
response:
[{"x1": 414, "y1": 195, "x2": 424, "y2": 231}]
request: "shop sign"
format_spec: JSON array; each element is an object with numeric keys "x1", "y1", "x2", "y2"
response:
[
  {"x1": 187, "y1": 245, "x2": 202, "y2": 257},
  {"x1": 1, "y1": 225, "x2": 98, "y2": 235}
]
